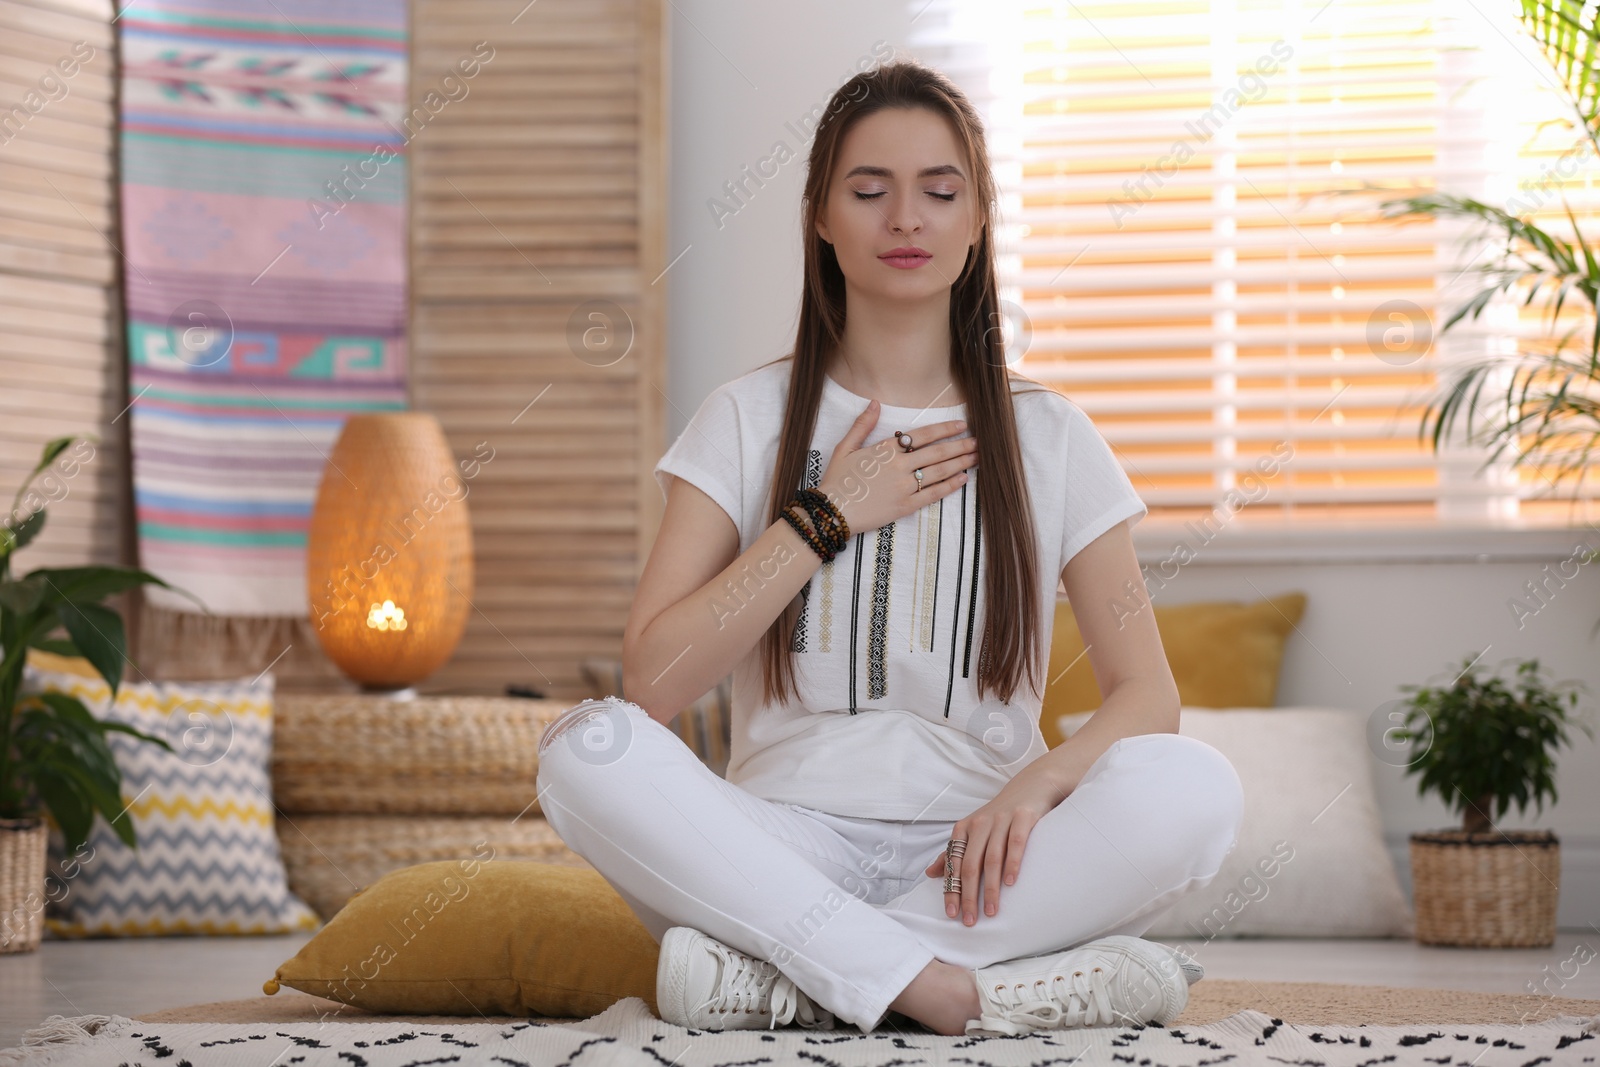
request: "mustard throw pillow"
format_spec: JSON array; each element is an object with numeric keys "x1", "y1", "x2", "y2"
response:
[
  {"x1": 266, "y1": 859, "x2": 660, "y2": 1019},
  {"x1": 1040, "y1": 592, "x2": 1307, "y2": 748}
]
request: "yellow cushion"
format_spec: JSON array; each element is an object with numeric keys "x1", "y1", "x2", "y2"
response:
[
  {"x1": 24, "y1": 648, "x2": 103, "y2": 678},
  {"x1": 266, "y1": 859, "x2": 660, "y2": 1018},
  {"x1": 1040, "y1": 592, "x2": 1307, "y2": 748}
]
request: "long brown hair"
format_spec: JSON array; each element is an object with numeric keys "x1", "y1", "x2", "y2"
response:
[{"x1": 757, "y1": 59, "x2": 1055, "y2": 709}]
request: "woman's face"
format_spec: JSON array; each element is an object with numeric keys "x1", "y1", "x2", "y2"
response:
[{"x1": 815, "y1": 106, "x2": 981, "y2": 302}]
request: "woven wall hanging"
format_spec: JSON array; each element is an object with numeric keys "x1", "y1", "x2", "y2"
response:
[{"x1": 118, "y1": 0, "x2": 410, "y2": 677}]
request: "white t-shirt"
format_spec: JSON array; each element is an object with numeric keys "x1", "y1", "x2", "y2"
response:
[{"x1": 652, "y1": 358, "x2": 1146, "y2": 820}]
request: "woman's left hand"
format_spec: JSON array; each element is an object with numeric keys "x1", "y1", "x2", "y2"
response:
[{"x1": 923, "y1": 764, "x2": 1064, "y2": 925}]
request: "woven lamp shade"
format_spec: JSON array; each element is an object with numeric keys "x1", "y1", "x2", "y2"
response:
[{"x1": 306, "y1": 413, "x2": 474, "y2": 690}]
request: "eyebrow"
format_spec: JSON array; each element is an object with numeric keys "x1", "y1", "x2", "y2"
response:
[{"x1": 842, "y1": 164, "x2": 967, "y2": 180}]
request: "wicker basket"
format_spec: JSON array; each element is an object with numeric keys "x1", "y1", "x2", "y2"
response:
[
  {"x1": 272, "y1": 693, "x2": 572, "y2": 816},
  {"x1": 1, "y1": 816, "x2": 49, "y2": 954},
  {"x1": 276, "y1": 812, "x2": 590, "y2": 921},
  {"x1": 1410, "y1": 829, "x2": 1560, "y2": 947}
]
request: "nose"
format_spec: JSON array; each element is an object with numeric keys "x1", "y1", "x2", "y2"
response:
[{"x1": 888, "y1": 194, "x2": 922, "y2": 238}]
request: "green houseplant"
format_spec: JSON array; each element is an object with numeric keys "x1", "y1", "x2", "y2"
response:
[
  {"x1": 0, "y1": 436, "x2": 204, "y2": 953},
  {"x1": 1392, "y1": 655, "x2": 1594, "y2": 947},
  {"x1": 1360, "y1": 1, "x2": 1600, "y2": 494}
]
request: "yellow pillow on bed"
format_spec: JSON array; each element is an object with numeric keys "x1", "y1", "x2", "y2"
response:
[
  {"x1": 265, "y1": 859, "x2": 660, "y2": 1018},
  {"x1": 1040, "y1": 592, "x2": 1307, "y2": 748}
]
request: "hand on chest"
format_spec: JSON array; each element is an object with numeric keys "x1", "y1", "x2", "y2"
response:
[{"x1": 790, "y1": 444, "x2": 987, "y2": 717}]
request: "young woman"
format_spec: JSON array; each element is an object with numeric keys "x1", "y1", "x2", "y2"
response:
[{"x1": 535, "y1": 59, "x2": 1244, "y2": 1039}]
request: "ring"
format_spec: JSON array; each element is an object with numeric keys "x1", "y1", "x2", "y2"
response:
[
  {"x1": 943, "y1": 837, "x2": 966, "y2": 893},
  {"x1": 913, "y1": 468, "x2": 924, "y2": 492},
  {"x1": 894, "y1": 430, "x2": 915, "y2": 452}
]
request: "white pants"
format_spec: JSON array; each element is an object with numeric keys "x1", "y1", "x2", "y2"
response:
[{"x1": 534, "y1": 696, "x2": 1244, "y2": 1033}]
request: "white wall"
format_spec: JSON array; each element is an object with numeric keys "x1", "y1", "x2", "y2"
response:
[
  {"x1": 1150, "y1": 542, "x2": 1600, "y2": 931},
  {"x1": 663, "y1": 1, "x2": 917, "y2": 425},
  {"x1": 665, "y1": 2, "x2": 1600, "y2": 931}
]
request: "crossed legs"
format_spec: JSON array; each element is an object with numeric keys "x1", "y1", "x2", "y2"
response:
[{"x1": 534, "y1": 697, "x2": 1244, "y2": 1033}]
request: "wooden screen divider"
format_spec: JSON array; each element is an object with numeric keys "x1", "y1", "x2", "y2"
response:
[
  {"x1": 4, "y1": 0, "x2": 668, "y2": 699},
  {"x1": 0, "y1": 0, "x2": 129, "y2": 577},
  {"x1": 403, "y1": 0, "x2": 668, "y2": 696}
]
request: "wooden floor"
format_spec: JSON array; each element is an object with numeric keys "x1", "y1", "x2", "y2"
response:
[{"x1": 2, "y1": 931, "x2": 1598, "y2": 1048}]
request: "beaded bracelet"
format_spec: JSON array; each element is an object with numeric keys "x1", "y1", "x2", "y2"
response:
[
  {"x1": 781, "y1": 488, "x2": 850, "y2": 563},
  {"x1": 796, "y1": 490, "x2": 850, "y2": 555},
  {"x1": 796, "y1": 487, "x2": 849, "y2": 547},
  {"x1": 781, "y1": 503, "x2": 835, "y2": 562}
]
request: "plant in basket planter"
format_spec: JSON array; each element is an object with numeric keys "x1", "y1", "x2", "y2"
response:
[
  {"x1": 0, "y1": 436, "x2": 205, "y2": 954},
  {"x1": 1392, "y1": 655, "x2": 1594, "y2": 947}
]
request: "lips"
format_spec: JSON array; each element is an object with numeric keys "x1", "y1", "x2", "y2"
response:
[{"x1": 880, "y1": 246, "x2": 931, "y2": 269}]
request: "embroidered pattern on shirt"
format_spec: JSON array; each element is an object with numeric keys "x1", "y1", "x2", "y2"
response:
[
  {"x1": 791, "y1": 449, "x2": 824, "y2": 654},
  {"x1": 866, "y1": 521, "x2": 895, "y2": 699},
  {"x1": 791, "y1": 581, "x2": 811, "y2": 653}
]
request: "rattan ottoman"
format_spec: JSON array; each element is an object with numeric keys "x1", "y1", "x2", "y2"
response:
[{"x1": 270, "y1": 692, "x2": 593, "y2": 919}]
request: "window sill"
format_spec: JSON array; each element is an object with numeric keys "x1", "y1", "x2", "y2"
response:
[{"x1": 1131, "y1": 517, "x2": 1600, "y2": 565}]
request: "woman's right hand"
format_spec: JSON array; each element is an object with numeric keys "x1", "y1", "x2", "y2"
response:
[{"x1": 814, "y1": 399, "x2": 978, "y2": 537}]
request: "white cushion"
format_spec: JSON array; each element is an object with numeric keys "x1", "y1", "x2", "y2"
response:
[{"x1": 1057, "y1": 706, "x2": 1414, "y2": 939}]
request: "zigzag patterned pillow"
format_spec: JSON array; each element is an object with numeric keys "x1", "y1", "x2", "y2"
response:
[{"x1": 19, "y1": 652, "x2": 320, "y2": 937}]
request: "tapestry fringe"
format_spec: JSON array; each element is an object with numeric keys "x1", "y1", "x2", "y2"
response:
[{"x1": 132, "y1": 599, "x2": 347, "y2": 690}]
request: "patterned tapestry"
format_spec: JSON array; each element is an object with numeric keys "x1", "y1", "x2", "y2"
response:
[{"x1": 119, "y1": 0, "x2": 408, "y2": 619}]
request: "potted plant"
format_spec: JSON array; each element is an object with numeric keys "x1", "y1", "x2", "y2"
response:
[
  {"x1": 1353, "y1": 1, "x2": 1600, "y2": 495},
  {"x1": 0, "y1": 436, "x2": 203, "y2": 953},
  {"x1": 1392, "y1": 654, "x2": 1594, "y2": 947}
]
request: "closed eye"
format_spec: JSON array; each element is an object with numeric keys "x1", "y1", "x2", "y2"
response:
[{"x1": 852, "y1": 190, "x2": 959, "y2": 202}]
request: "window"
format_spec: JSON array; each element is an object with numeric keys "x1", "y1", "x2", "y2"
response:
[{"x1": 911, "y1": 0, "x2": 1600, "y2": 526}]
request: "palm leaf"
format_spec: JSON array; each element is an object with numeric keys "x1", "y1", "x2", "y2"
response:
[{"x1": 1519, "y1": 0, "x2": 1600, "y2": 158}]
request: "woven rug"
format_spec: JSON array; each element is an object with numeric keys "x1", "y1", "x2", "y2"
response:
[
  {"x1": 125, "y1": 980, "x2": 1600, "y2": 1028},
  {"x1": 3, "y1": 995, "x2": 1598, "y2": 1066},
  {"x1": 120, "y1": 0, "x2": 410, "y2": 617}
]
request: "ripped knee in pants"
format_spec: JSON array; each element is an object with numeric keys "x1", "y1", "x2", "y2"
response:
[{"x1": 538, "y1": 696, "x2": 644, "y2": 757}]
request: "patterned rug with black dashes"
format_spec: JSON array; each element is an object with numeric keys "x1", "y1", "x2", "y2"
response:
[{"x1": 3, "y1": 996, "x2": 1598, "y2": 1066}]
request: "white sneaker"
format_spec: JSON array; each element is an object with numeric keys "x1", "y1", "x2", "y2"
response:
[
  {"x1": 656, "y1": 926, "x2": 836, "y2": 1031},
  {"x1": 965, "y1": 935, "x2": 1190, "y2": 1036}
]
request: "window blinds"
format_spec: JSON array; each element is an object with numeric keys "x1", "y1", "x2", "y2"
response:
[{"x1": 911, "y1": 0, "x2": 1599, "y2": 523}]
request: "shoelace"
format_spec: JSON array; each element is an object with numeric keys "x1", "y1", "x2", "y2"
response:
[
  {"x1": 770, "y1": 972, "x2": 832, "y2": 1030},
  {"x1": 984, "y1": 967, "x2": 1119, "y2": 1031},
  {"x1": 701, "y1": 942, "x2": 832, "y2": 1030}
]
